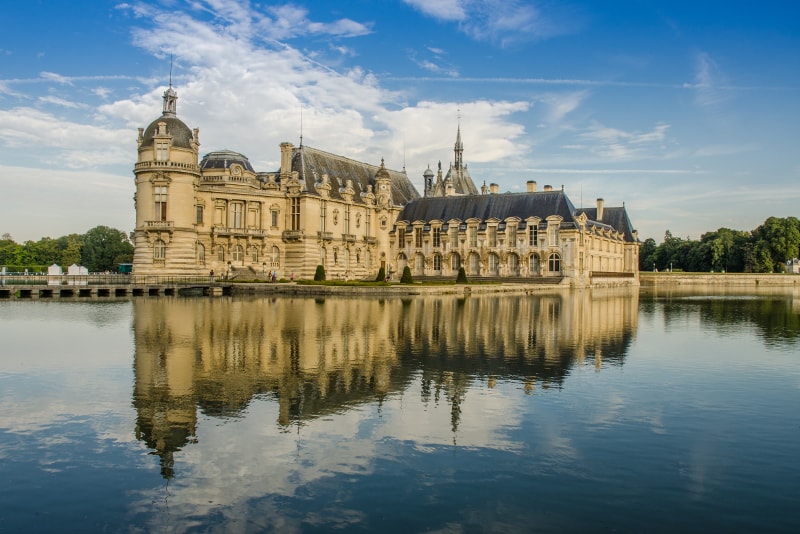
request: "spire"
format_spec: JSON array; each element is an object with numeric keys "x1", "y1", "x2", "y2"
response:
[
  {"x1": 162, "y1": 56, "x2": 178, "y2": 116},
  {"x1": 454, "y1": 118, "x2": 464, "y2": 171}
]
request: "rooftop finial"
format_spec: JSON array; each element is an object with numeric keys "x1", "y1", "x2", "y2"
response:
[{"x1": 162, "y1": 55, "x2": 178, "y2": 116}]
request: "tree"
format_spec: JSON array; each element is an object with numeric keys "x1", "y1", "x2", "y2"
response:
[
  {"x1": 752, "y1": 217, "x2": 800, "y2": 272},
  {"x1": 81, "y1": 226, "x2": 134, "y2": 272},
  {"x1": 456, "y1": 266, "x2": 468, "y2": 283},
  {"x1": 375, "y1": 266, "x2": 386, "y2": 282},
  {"x1": 639, "y1": 238, "x2": 657, "y2": 271},
  {"x1": 314, "y1": 264, "x2": 326, "y2": 281},
  {"x1": 400, "y1": 265, "x2": 413, "y2": 284}
]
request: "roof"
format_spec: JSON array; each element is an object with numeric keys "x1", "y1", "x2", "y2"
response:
[
  {"x1": 575, "y1": 207, "x2": 638, "y2": 241},
  {"x1": 291, "y1": 145, "x2": 420, "y2": 205},
  {"x1": 398, "y1": 191, "x2": 577, "y2": 224},
  {"x1": 200, "y1": 150, "x2": 255, "y2": 172},
  {"x1": 140, "y1": 115, "x2": 194, "y2": 149}
]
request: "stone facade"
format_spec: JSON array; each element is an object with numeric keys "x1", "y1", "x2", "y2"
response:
[{"x1": 133, "y1": 86, "x2": 639, "y2": 285}]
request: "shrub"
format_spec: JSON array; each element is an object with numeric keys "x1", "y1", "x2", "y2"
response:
[
  {"x1": 456, "y1": 266, "x2": 468, "y2": 283},
  {"x1": 400, "y1": 265, "x2": 413, "y2": 284},
  {"x1": 314, "y1": 264, "x2": 326, "y2": 281},
  {"x1": 375, "y1": 266, "x2": 386, "y2": 282}
]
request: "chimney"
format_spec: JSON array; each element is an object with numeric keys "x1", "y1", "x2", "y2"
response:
[
  {"x1": 526, "y1": 180, "x2": 537, "y2": 192},
  {"x1": 280, "y1": 142, "x2": 294, "y2": 178},
  {"x1": 544, "y1": 184, "x2": 553, "y2": 191},
  {"x1": 596, "y1": 198, "x2": 604, "y2": 222},
  {"x1": 490, "y1": 183, "x2": 499, "y2": 194}
]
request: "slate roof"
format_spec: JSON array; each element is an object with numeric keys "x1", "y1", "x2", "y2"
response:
[
  {"x1": 397, "y1": 191, "x2": 577, "y2": 226},
  {"x1": 575, "y1": 207, "x2": 638, "y2": 241},
  {"x1": 290, "y1": 145, "x2": 420, "y2": 206},
  {"x1": 140, "y1": 115, "x2": 194, "y2": 149},
  {"x1": 200, "y1": 150, "x2": 255, "y2": 172}
]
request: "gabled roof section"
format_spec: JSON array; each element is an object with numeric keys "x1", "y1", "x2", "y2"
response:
[
  {"x1": 398, "y1": 191, "x2": 578, "y2": 226},
  {"x1": 291, "y1": 145, "x2": 420, "y2": 205}
]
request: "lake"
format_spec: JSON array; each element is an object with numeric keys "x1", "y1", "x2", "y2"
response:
[{"x1": 0, "y1": 288, "x2": 798, "y2": 533}]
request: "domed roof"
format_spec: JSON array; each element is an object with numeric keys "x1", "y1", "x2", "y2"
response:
[
  {"x1": 423, "y1": 165, "x2": 434, "y2": 178},
  {"x1": 200, "y1": 150, "x2": 255, "y2": 172},
  {"x1": 140, "y1": 85, "x2": 194, "y2": 149},
  {"x1": 140, "y1": 116, "x2": 194, "y2": 149}
]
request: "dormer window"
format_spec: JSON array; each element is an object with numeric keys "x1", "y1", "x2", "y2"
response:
[{"x1": 156, "y1": 141, "x2": 169, "y2": 162}]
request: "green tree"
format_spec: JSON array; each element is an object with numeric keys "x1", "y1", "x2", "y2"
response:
[
  {"x1": 639, "y1": 238, "x2": 657, "y2": 271},
  {"x1": 400, "y1": 265, "x2": 413, "y2": 284},
  {"x1": 314, "y1": 264, "x2": 326, "y2": 281},
  {"x1": 81, "y1": 226, "x2": 134, "y2": 272},
  {"x1": 58, "y1": 234, "x2": 84, "y2": 267},
  {"x1": 375, "y1": 266, "x2": 386, "y2": 282},
  {"x1": 752, "y1": 217, "x2": 800, "y2": 272},
  {"x1": 456, "y1": 266, "x2": 468, "y2": 283}
]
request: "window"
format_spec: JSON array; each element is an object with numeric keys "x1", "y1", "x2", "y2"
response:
[
  {"x1": 433, "y1": 253, "x2": 442, "y2": 271},
  {"x1": 231, "y1": 203, "x2": 243, "y2": 229},
  {"x1": 365, "y1": 210, "x2": 371, "y2": 237},
  {"x1": 488, "y1": 253, "x2": 499, "y2": 273},
  {"x1": 548, "y1": 225, "x2": 559, "y2": 247},
  {"x1": 271, "y1": 210, "x2": 279, "y2": 228},
  {"x1": 488, "y1": 226, "x2": 497, "y2": 247},
  {"x1": 433, "y1": 227, "x2": 441, "y2": 248},
  {"x1": 469, "y1": 252, "x2": 480, "y2": 274},
  {"x1": 415, "y1": 227, "x2": 423, "y2": 248},
  {"x1": 252, "y1": 247, "x2": 258, "y2": 262},
  {"x1": 469, "y1": 226, "x2": 477, "y2": 248},
  {"x1": 154, "y1": 239, "x2": 166, "y2": 260},
  {"x1": 271, "y1": 246, "x2": 280, "y2": 267},
  {"x1": 156, "y1": 141, "x2": 168, "y2": 162},
  {"x1": 415, "y1": 252, "x2": 424, "y2": 273},
  {"x1": 508, "y1": 225, "x2": 517, "y2": 245},
  {"x1": 197, "y1": 243, "x2": 205, "y2": 264},
  {"x1": 344, "y1": 205, "x2": 351, "y2": 235},
  {"x1": 529, "y1": 225, "x2": 538, "y2": 247},
  {"x1": 320, "y1": 200, "x2": 327, "y2": 232},
  {"x1": 509, "y1": 253, "x2": 519, "y2": 275},
  {"x1": 450, "y1": 253, "x2": 461, "y2": 271},
  {"x1": 154, "y1": 186, "x2": 167, "y2": 221},
  {"x1": 398, "y1": 227, "x2": 405, "y2": 244},
  {"x1": 548, "y1": 253, "x2": 561, "y2": 272},
  {"x1": 291, "y1": 198, "x2": 301, "y2": 230},
  {"x1": 233, "y1": 245, "x2": 244, "y2": 263},
  {"x1": 217, "y1": 246, "x2": 225, "y2": 261},
  {"x1": 196, "y1": 205, "x2": 203, "y2": 224},
  {"x1": 450, "y1": 227, "x2": 459, "y2": 249}
]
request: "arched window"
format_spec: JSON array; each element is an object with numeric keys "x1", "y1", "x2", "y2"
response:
[
  {"x1": 488, "y1": 253, "x2": 499, "y2": 274},
  {"x1": 233, "y1": 245, "x2": 244, "y2": 264},
  {"x1": 217, "y1": 246, "x2": 225, "y2": 261},
  {"x1": 251, "y1": 247, "x2": 258, "y2": 262},
  {"x1": 271, "y1": 246, "x2": 280, "y2": 267},
  {"x1": 433, "y1": 253, "x2": 442, "y2": 271},
  {"x1": 196, "y1": 243, "x2": 205, "y2": 264},
  {"x1": 415, "y1": 252, "x2": 424, "y2": 274},
  {"x1": 508, "y1": 253, "x2": 519, "y2": 275},
  {"x1": 530, "y1": 253, "x2": 540, "y2": 276},
  {"x1": 154, "y1": 239, "x2": 166, "y2": 260},
  {"x1": 450, "y1": 252, "x2": 461, "y2": 271},
  {"x1": 468, "y1": 252, "x2": 480, "y2": 275},
  {"x1": 548, "y1": 253, "x2": 561, "y2": 272}
]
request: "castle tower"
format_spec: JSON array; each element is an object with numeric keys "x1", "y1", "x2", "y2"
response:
[{"x1": 133, "y1": 84, "x2": 202, "y2": 274}]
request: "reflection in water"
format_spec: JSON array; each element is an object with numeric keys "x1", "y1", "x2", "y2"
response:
[
  {"x1": 641, "y1": 286, "x2": 800, "y2": 347},
  {"x1": 133, "y1": 290, "x2": 639, "y2": 478}
]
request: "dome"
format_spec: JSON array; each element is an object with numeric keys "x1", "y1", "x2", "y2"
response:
[
  {"x1": 423, "y1": 165, "x2": 434, "y2": 178},
  {"x1": 141, "y1": 116, "x2": 194, "y2": 149},
  {"x1": 200, "y1": 150, "x2": 255, "y2": 172}
]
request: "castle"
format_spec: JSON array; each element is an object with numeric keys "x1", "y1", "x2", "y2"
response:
[{"x1": 133, "y1": 86, "x2": 639, "y2": 286}]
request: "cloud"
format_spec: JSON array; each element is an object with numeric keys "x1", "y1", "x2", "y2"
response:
[
  {"x1": 572, "y1": 122, "x2": 670, "y2": 161},
  {"x1": 37, "y1": 95, "x2": 86, "y2": 109},
  {"x1": 404, "y1": 0, "x2": 578, "y2": 45},
  {"x1": 692, "y1": 51, "x2": 731, "y2": 108}
]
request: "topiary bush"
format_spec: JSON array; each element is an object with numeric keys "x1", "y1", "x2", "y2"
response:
[
  {"x1": 314, "y1": 264, "x2": 326, "y2": 281},
  {"x1": 400, "y1": 265, "x2": 413, "y2": 284},
  {"x1": 375, "y1": 266, "x2": 386, "y2": 282},
  {"x1": 456, "y1": 266, "x2": 468, "y2": 283}
]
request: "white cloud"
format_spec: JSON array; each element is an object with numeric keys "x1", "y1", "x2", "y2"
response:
[{"x1": 404, "y1": 0, "x2": 466, "y2": 22}]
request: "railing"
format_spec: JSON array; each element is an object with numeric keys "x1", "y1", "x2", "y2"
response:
[
  {"x1": 0, "y1": 273, "x2": 217, "y2": 286},
  {"x1": 342, "y1": 234, "x2": 357, "y2": 243},
  {"x1": 213, "y1": 226, "x2": 266, "y2": 236},
  {"x1": 317, "y1": 231, "x2": 334, "y2": 241},
  {"x1": 145, "y1": 220, "x2": 174, "y2": 229},
  {"x1": 282, "y1": 230, "x2": 304, "y2": 240}
]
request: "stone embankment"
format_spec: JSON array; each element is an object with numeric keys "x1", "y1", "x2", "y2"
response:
[{"x1": 640, "y1": 272, "x2": 799, "y2": 287}]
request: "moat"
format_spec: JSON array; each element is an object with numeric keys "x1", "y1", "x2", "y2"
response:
[{"x1": 1, "y1": 289, "x2": 798, "y2": 532}]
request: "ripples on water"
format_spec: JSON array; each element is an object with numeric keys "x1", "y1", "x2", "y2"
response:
[{"x1": 0, "y1": 288, "x2": 798, "y2": 533}]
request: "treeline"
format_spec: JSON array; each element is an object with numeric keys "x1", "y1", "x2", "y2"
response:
[
  {"x1": 0, "y1": 226, "x2": 133, "y2": 273},
  {"x1": 640, "y1": 216, "x2": 800, "y2": 273}
]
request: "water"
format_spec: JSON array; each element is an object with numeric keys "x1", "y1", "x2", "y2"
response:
[{"x1": 0, "y1": 289, "x2": 798, "y2": 533}]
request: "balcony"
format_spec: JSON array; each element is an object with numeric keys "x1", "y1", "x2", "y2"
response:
[
  {"x1": 282, "y1": 230, "x2": 304, "y2": 241},
  {"x1": 213, "y1": 226, "x2": 266, "y2": 237},
  {"x1": 363, "y1": 236, "x2": 377, "y2": 245},
  {"x1": 342, "y1": 234, "x2": 357, "y2": 243},
  {"x1": 145, "y1": 220, "x2": 174, "y2": 230},
  {"x1": 317, "y1": 231, "x2": 334, "y2": 241}
]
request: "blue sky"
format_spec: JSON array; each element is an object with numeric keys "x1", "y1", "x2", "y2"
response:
[{"x1": 1, "y1": 0, "x2": 798, "y2": 243}]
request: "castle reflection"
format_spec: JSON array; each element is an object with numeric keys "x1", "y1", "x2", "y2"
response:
[{"x1": 133, "y1": 289, "x2": 638, "y2": 477}]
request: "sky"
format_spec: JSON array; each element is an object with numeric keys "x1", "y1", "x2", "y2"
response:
[{"x1": 1, "y1": 0, "x2": 798, "y2": 243}]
